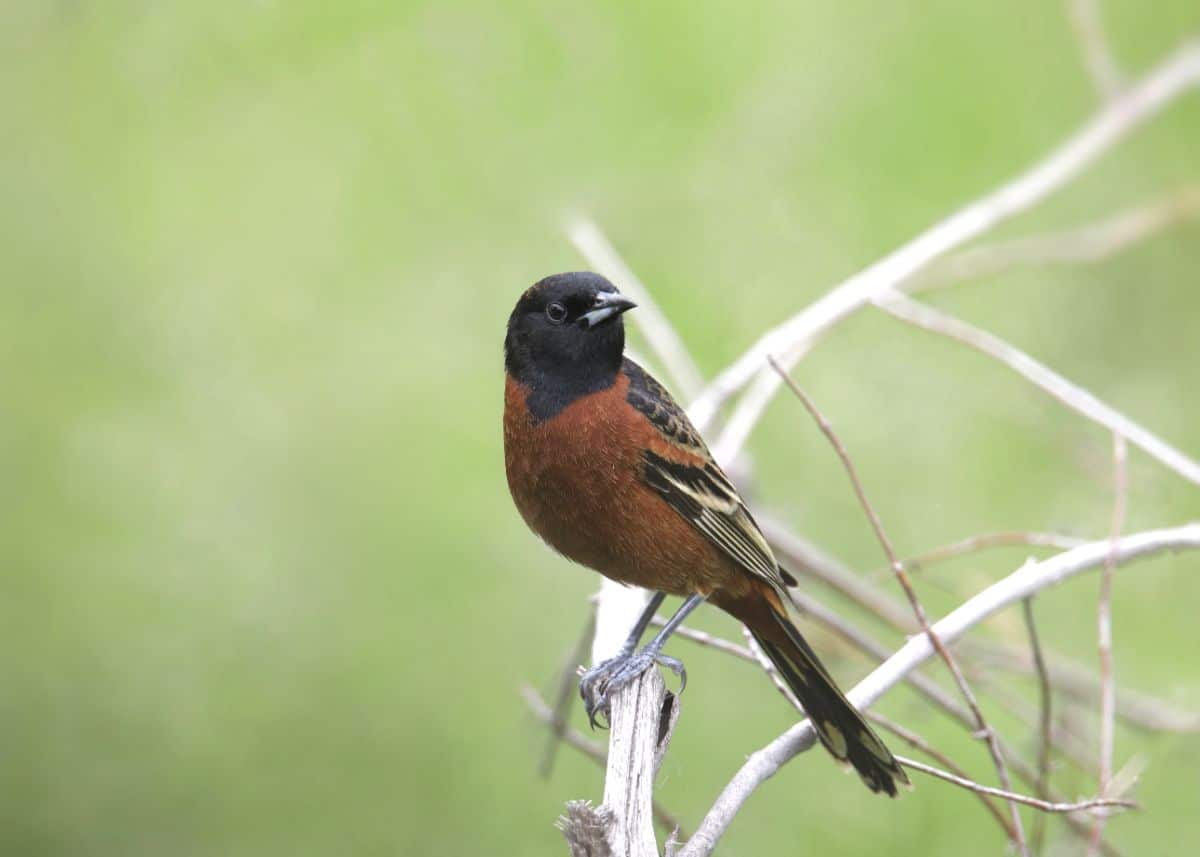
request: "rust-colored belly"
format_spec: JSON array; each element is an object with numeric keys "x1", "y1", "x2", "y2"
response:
[{"x1": 503, "y1": 375, "x2": 727, "y2": 596}]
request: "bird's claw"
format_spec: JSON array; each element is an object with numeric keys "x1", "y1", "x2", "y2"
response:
[{"x1": 579, "y1": 648, "x2": 688, "y2": 729}]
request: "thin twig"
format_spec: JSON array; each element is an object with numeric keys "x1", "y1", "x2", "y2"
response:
[
  {"x1": 770, "y1": 499, "x2": 1113, "y2": 786},
  {"x1": 1090, "y1": 433, "x2": 1128, "y2": 854},
  {"x1": 768, "y1": 357, "x2": 1030, "y2": 854},
  {"x1": 898, "y1": 756, "x2": 1137, "y2": 814},
  {"x1": 874, "y1": 293, "x2": 1200, "y2": 486},
  {"x1": 742, "y1": 627, "x2": 803, "y2": 710},
  {"x1": 687, "y1": 42, "x2": 1200, "y2": 440},
  {"x1": 541, "y1": 605, "x2": 599, "y2": 778},
  {"x1": 521, "y1": 684, "x2": 690, "y2": 840},
  {"x1": 759, "y1": 513, "x2": 918, "y2": 631},
  {"x1": 765, "y1": 511, "x2": 1189, "y2": 738},
  {"x1": 870, "y1": 713, "x2": 1018, "y2": 840},
  {"x1": 657, "y1": 555, "x2": 1123, "y2": 856},
  {"x1": 965, "y1": 642, "x2": 1200, "y2": 733},
  {"x1": 907, "y1": 186, "x2": 1200, "y2": 292},
  {"x1": 1066, "y1": 0, "x2": 1124, "y2": 100},
  {"x1": 892, "y1": 531, "x2": 1090, "y2": 574},
  {"x1": 964, "y1": 670, "x2": 1098, "y2": 778},
  {"x1": 1023, "y1": 596, "x2": 1055, "y2": 852},
  {"x1": 781, "y1": 582, "x2": 1103, "y2": 816},
  {"x1": 653, "y1": 618, "x2": 758, "y2": 663},
  {"x1": 675, "y1": 524, "x2": 1200, "y2": 857}
]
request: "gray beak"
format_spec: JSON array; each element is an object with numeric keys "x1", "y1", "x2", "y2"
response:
[{"x1": 579, "y1": 291, "x2": 637, "y2": 329}]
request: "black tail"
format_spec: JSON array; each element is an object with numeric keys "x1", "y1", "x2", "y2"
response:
[{"x1": 752, "y1": 604, "x2": 909, "y2": 797}]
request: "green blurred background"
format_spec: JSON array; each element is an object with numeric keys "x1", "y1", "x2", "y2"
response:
[{"x1": 4, "y1": 2, "x2": 1199, "y2": 855}]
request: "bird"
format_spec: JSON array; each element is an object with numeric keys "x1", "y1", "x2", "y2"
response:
[{"x1": 503, "y1": 271, "x2": 909, "y2": 796}]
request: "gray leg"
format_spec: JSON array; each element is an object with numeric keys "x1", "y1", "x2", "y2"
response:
[{"x1": 579, "y1": 593, "x2": 706, "y2": 728}]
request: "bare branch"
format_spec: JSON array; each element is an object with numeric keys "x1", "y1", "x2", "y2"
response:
[
  {"x1": 653, "y1": 618, "x2": 758, "y2": 663},
  {"x1": 870, "y1": 713, "x2": 1019, "y2": 841},
  {"x1": 908, "y1": 186, "x2": 1200, "y2": 292},
  {"x1": 542, "y1": 606, "x2": 600, "y2": 778},
  {"x1": 676, "y1": 524, "x2": 1200, "y2": 857},
  {"x1": 687, "y1": 42, "x2": 1200, "y2": 438},
  {"x1": 892, "y1": 531, "x2": 1090, "y2": 574},
  {"x1": 591, "y1": 579, "x2": 653, "y2": 664},
  {"x1": 1025, "y1": 598, "x2": 1056, "y2": 799},
  {"x1": 1067, "y1": 0, "x2": 1125, "y2": 100},
  {"x1": 711, "y1": 344, "x2": 813, "y2": 464},
  {"x1": 742, "y1": 626, "x2": 804, "y2": 710},
  {"x1": 764, "y1": 510, "x2": 1190, "y2": 739},
  {"x1": 602, "y1": 669, "x2": 673, "y2": 857},
  {"x1": 1023, "y1": 596, "x2": 1055, "y2": 852},
  {"x1": 758, "y1": 513, "x2": 918, "y2": 631},
  {"x1": 874, "y1": 293, "x2": 1200, "y2": 486},
  {"x1": 1091, "y1": 433, "x2": 1129, "y2": 854},
  {"x1": 963, "y1": 641, "x2": 1200, "y2": 733},
  {"x1": 778, "y1": 578, "x2": 1097, "y2": 809},
  {"x1": 898, "y1": 756, "x2": 1137, "y2": 814},
  {"x1": 769, "y1": 358, "x2": 1029, "y2": 852}
]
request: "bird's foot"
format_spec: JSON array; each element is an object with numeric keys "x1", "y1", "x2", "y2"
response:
[{"x1": 579, "y1": 647, "x2": 686, "y2": 729}]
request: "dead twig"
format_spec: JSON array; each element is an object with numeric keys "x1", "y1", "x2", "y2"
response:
[
  {"x1": 965, "y1": 642, "x2": 1200, "y2": 733},
  {"x1": 652, "y1": 618, "x2": 757, "y2": 663},
  {"x1": 1066, "y1": 0, "x2": 1125, "y2": 100},
  {"x1": 690, "y1": 42, "x2": 1200, "y2": 446},
  {"x1": 1090, "y1": 433, "x2": 1128, "y2": 854},
  {"x1": 768, "y1": 357, "x2": 1030, "y2": 855},
  {"x1": 873, "y1": 293, "x2": 1200, "y2": 486},
  {"x1": 907, "y1": 187, "x2": 1200, "y2": 292},
  {"x1": 1023, "y1": 596, "x2": 1055, "y2": 852},
  {"x1": 898, "y1": 756, "x2": 1137, "y2": 814},
  {"x1": 891, "y1": 531, "x2": 1089, "y2": 574},
  {"x1": 541, "y1": 605, "x2": 600, "y2": 778},
  {"x1": 676, "y1": 525, "x2": 1200, "y2": 857},
  {"x1": 870, "y1": 712, "x2": 1018, "y2": 840}
]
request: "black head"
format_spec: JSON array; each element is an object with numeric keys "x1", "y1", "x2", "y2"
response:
[{"x1": 504, "y1": 272, "x2": 637, "y2": 419}]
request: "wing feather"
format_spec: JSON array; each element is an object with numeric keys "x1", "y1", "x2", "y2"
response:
[{"x1": 624, "y1": 358, "x2": 786, "y2": 588}]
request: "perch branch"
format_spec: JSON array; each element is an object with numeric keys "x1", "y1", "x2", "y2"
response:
[{"x1": 522, "y1": 685, "x2": 688, "y2": 840}]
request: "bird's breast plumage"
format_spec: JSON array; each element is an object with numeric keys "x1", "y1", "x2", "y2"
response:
[{"x1": 503, "y1": 371, "x2": 733, "y2": 596}]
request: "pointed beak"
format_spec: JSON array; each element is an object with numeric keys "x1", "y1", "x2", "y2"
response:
[{"x1": 579, "y1": 291, "x2": 637, "y2": 329}]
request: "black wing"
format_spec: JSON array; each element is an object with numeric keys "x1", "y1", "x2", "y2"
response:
[{"x1": 624, "y1": 359, "x2": 790, "y2": 590}]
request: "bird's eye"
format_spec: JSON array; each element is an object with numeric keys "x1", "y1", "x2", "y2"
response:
[{"x1": 545, "y1": 302, "x2": 568, "y2": 324}]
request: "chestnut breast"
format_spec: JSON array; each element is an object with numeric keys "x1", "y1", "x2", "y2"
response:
[{"x1": 504, "y1": 372, "x2": 730, "y2": 596}]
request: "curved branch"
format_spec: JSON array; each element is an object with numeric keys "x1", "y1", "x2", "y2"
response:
[
  {"x1": 874, "y1": 294, "x2": 1200, "y2": 485},
  {"x1": 687, "y1": 41, "x2": 1200, "y2": 436},
  {"x1": 677, "y1": 524, "x2": 1200, "y2": 857}
]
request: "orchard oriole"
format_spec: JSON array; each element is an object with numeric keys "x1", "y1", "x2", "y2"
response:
[{"x1": 503, "y1": 271, "x2": 908, "y2": 796}]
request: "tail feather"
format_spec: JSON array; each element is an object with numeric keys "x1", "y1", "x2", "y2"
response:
[{"x1": 752, "y1": 603, "x2": 909, "y2": 797}]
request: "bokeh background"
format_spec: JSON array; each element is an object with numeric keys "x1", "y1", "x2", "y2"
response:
[{"x1": 4, "y1": 2, "x2": 1199, "y2": 855}]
